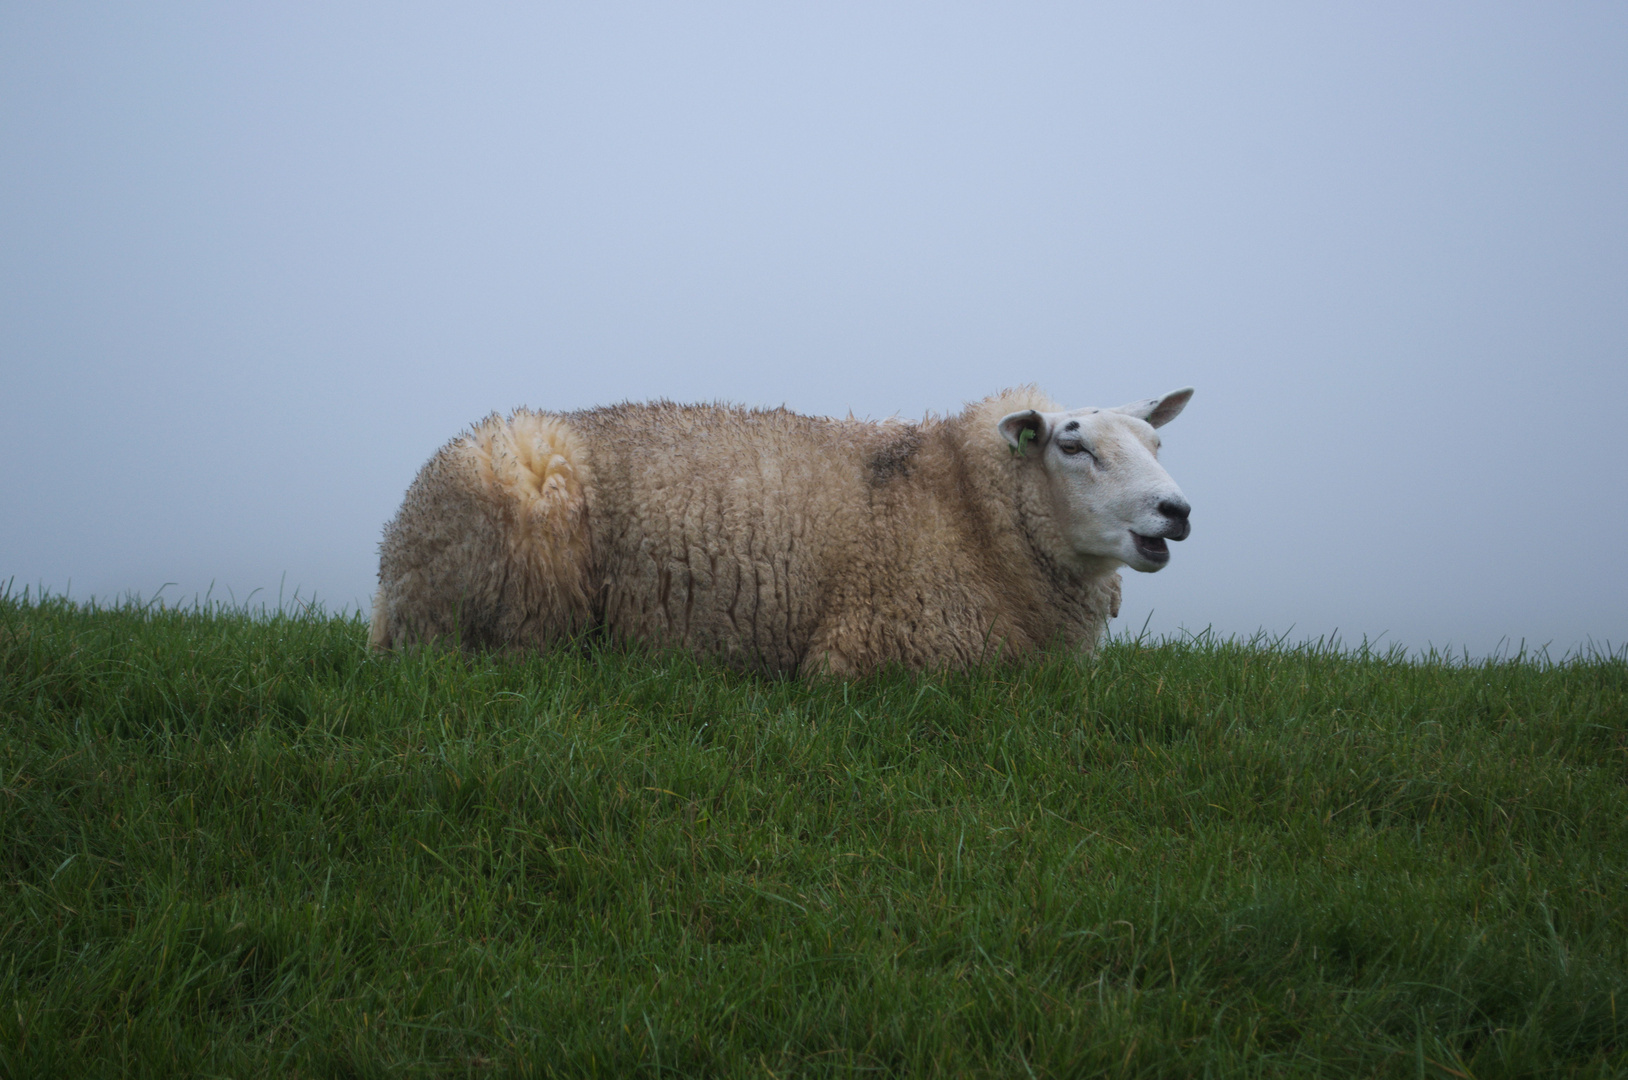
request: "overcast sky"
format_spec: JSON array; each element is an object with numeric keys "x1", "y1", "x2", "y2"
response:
[{"x1": 3, "y1": 3, "x2": 1625, "y2": 657}]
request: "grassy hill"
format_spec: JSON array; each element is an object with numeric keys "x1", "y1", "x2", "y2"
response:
[{"x1": 1, "y1": 593, "x2": 1624, "y2": 1077}]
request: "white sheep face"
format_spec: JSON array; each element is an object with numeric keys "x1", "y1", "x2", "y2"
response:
[{"x1": 999, "y1": 388, "x2": 1193, "y2": 573}]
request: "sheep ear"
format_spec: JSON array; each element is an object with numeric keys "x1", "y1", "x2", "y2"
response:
[
  {"x1": 1113, "y1": 387, "x2": 1193, "y2": 429},
  {"x1": 998, "y1": 410, "x2": 1050, "y2": 456}
]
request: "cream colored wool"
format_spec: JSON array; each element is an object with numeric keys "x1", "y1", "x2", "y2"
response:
[{"x1": 372, "y1": 389, "x2": 1129, "y2": 675}]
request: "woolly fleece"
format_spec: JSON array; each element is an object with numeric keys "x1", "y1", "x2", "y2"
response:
[{"x1": 371, "y1": 389, "x2": 1124, "y2": 675}]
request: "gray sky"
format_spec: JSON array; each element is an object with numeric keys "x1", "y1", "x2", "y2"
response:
[{"x1": 4, "y1": 3, "x2": 1625, "y2": 657}]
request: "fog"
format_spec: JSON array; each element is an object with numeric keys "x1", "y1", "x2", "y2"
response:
[{"x1": 4, "y1": 3, "x2": 1625, "y2": 656}]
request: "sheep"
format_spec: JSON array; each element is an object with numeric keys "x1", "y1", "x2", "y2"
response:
[{"x1": 370, "y1": 386, "x2": 1194, "y2": 675}]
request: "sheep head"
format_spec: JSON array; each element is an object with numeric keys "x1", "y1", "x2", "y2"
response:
[{"x1": 999, "y1": 387, "x2": 1193, "y2": 574}]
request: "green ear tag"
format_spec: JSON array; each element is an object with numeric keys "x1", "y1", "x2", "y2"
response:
[{"x1": 1012, "y1": 427, "x2": 1036, "y2": 457}]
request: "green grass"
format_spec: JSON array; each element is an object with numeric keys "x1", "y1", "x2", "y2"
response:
[{"x1": 1, "y1": 592, "x2": 1625, "y2": 1078}]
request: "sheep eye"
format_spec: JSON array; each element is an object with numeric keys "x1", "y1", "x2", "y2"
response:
[{"x1": 1058, "y1": 441, "x2": 1093, "y2": 459}]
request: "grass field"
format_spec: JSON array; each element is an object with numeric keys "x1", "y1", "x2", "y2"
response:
[{"x1": 1, "y1": 592, "x2": 1625, "y2": 1078}]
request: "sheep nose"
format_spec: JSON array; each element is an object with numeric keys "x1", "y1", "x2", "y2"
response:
[{"x1": 1157, "y1": 497, "x2": 1190, "y2": 540}]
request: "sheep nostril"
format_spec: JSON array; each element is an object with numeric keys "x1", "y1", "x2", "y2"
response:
[{"x1": 1157, "y1": 498, "x2": 1190, "y2": 522}]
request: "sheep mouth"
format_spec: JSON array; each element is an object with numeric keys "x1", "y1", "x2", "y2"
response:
[{"x1": 1131, "y1": 533, "x2": 1170, "y2": 564}]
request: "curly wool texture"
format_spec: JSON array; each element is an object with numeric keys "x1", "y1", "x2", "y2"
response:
[{"x1": 371, "y1": 388, "x2": 1121, "y2": 675}]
